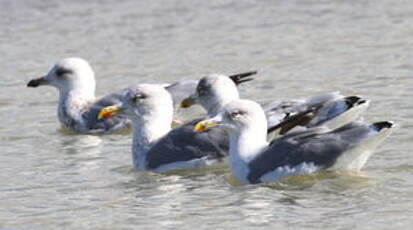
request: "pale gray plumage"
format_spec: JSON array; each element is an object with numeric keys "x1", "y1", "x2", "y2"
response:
[
  {"x1": 200, "y1": 99, "x2": 394, "y2": 184},
  {"x1": 262, "y1": 91, "x2": 344, "y2": 127},
  {"x1": 266, "y1": 95, "x2": 370, "y2": 135},
  {"x1": 27, "y1": 57, "x2": 253, "y2": 134},
  {"x1": 111, "y1": 84, "x2": 229, "y2": 171},
  {"x1": 27, "y1": 57, "x2": 131, "y2": 134},
  {"x1": 247, "y1": 121, "x2": 392, "y2": 183},
  {"x1": 182, "y1": 74, "x2": 368, "y2": 133},
  {"x1": 165, "y1": 80, "x2": 199, "y2": 105}
]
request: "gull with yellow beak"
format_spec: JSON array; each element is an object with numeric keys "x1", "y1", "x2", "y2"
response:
[
  {"x1": 98, "y1": 84, "x2": 231, "y2": 171},
  {"x1": 27, "y1": 57, "x2": 256, "y2": 134},
  {"x1": 182, "y1": 74, "x2": 370, "y2": 136},
  {"x1": 195, "y1": 99, "x2": 395, "y2": 184}
]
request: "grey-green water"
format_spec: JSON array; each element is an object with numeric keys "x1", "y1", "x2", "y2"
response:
[{"x1": 1, "y1": 0, "x2": 412, "y2": 229}]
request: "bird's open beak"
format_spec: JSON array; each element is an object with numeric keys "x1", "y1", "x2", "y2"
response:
[
  {"x1": 98, "y1": 105, "x2": 124, "y2": 119},
  {"x1": 27, "y1": 76, "x2": 49, "y2": 87},
  {"x1": 180, "y1": 94, "x2": 198, "y2": 108},
  {"x1": 194, "y1": 117, "x2": 221, "y2": 131}
]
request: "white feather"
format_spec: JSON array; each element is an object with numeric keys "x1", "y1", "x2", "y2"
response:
[{"x1": 259, "y1": 162, "x2": 320, "y2": 183}]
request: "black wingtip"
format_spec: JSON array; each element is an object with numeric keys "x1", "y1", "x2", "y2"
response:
[
  {"x1": 229, "y1": 71, "x2": 258, "y2": 85},
  {"x1": 344, "y1": 96, "x2": 368, "y2": 107},
  {"x1": 372, "y1": 121, "x2": 394, "y2": 131}
]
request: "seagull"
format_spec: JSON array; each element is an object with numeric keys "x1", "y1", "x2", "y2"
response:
[
  {"x1": 27, "y1": 57, "x2": 256, "y2": 134},
  {"x1": 97, "y1": 84, "x2": 230, "y2": 171},
  {"x1": 180, "y1": 74, "x2": 369, "y2": 135},
  {"x1": 194, "y1": 99, "x2": 395, "y2": 184}
]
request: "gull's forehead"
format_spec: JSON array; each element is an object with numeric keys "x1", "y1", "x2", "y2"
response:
[
  {"x1": 205, "y1": 73, "x2": 226, "y2": 80},
  {"x1": 54, "y1": 57, "x2": 90, "y2": 71},
  {"x1": 199, "y1": 74, "x2": 231, "y2": 87},
  {"x1": 225, "y1": 99, "x2": 261, "y2": 113},
  {"x1": 138, "y1": 84, "x2": 166, "y2": 94},
  {"x1": 127, "y1": 84, "x2": 169, "y2": 99}
]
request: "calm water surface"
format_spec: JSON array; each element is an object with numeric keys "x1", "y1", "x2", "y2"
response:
[{"x1": 1, "y1": 0, "x2": 412, "y2": 229}]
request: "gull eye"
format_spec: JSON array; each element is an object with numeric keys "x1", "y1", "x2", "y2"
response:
[
  {"x1": 230, "y1": 111, "x2": 243, "y2": 119},
  {"x1": 55, "y1": 68, "x2": 72, "y2": 77},
  {"x1": 197, "y1": 80, "x2": 211, "y2": 96},
  {"x1": 197, "y1": 79, "x2": 207, "y2": 95},
  {"x1": 132, "y1": 93, "x2": 147, "y2": 102},
  {"x1": 197, "y1": 86, "x2": 207, "y2": 96}
]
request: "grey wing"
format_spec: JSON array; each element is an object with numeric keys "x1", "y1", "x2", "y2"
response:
[
  {"x1": 145, "y1": 118, "x2": 229, "y2": 170},
  {"x1": 306, "y1": 96, "x2": 368, "y2": 128},
  {"x1": 165, "y1": 80, "x2": 199, "y2": 106},
  {"x1": 266, "y1": 93, "x2": 369, "y2": 136},
  {"x1": 263, "y1": 91, "x2": 343, "y2": 127},
  {"x1": 82, "y1": 88, "x2": 131, "y2": 133},
  {"x1": 248, "y1": 121, "x2": 377, "y2": 183},
  {"x1": 263, "y1": 91, "x2": 342, "y2": 114}
]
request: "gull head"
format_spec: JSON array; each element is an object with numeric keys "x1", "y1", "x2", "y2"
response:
[
  {"x1": 181, "y1": 71, "x2": 257, "y2": 110},
  {"x1": 182, "y1": 74, "x2": 240, "y2": 116},
  {"x1": 99, "y1": 84, "x2": 174, "y2": 123},
  {"x1": 27, "y1": 57, "x2": 96, "y2": 94},
  {"x1": 195, "y1": 99, "x2": 267, "y2": 133}
]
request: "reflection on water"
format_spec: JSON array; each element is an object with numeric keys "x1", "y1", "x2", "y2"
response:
[
  {"x1": 1, "y1": 0, "x2": 413, "y2": 229},
  {"x1": 59, "y1": 135, "x2": 103, "y2": 155}
]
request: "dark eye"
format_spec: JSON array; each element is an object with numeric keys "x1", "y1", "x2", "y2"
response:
[
  {"x1": 197, "y1": 85, "x2": 209, "y2": 96},
  {"x1": 132, "y1": 93, "x2": 147, "y2": 102},
  {"x1": 55, "y1": 68, "x2": 72, "y2": 77},
  {"x1": 230, "y1": 110, "x2": 243, "y2": 118}
]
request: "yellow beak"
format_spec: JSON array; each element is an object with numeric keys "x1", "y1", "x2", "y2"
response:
[
  {"x1": 98, "y1": 105, "x2": 123, "y2": 119},
  {"x1": 180, "y1": 97, "x2": 197, "y2": 108},
  {"x1": 194, "y1": 118, "x2": 219, "y2": 132}
]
